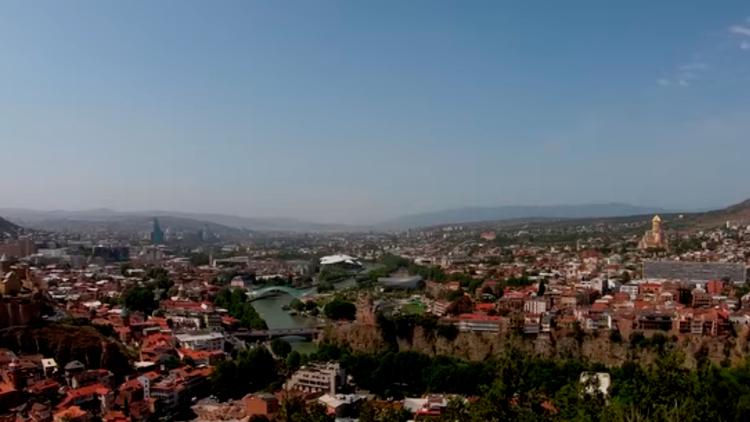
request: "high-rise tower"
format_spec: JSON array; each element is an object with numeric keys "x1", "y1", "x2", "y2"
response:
[{"x1": 151, "y1": 218, "x2": 165, "y2": 245}]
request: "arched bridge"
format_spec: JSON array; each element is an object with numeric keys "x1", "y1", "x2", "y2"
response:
[{"x1": 247, "y1": 286, "x2": 312, "y2": 301}]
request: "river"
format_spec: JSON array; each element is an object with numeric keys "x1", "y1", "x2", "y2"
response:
[
  {"x1": 251, "y1": 293, "x2": 320, "y2": 354},
  {"x1": 251, "y1": 293, "x2": 318, "y2": 330},
  {"x1": 250, "y1": 265, "x2": 377, "y2": 354}
]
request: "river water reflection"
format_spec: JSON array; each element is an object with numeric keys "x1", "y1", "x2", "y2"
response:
[
  {"x1": 251, "y1": 293, "x2": 320, "y2": 354},
  {"x1": 250, "y1": 270, "x2": 370, "y2": 354},
  {"x1": 251, "y1": 293, "x2": 318, "y2": 330}
]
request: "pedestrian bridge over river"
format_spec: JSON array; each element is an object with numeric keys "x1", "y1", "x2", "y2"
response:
[{"x1": 247, "y1": 286, "x2": 312, "y2": 301}]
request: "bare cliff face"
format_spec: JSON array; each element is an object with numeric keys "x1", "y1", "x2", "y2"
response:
[{"x1": 322, "y1": 322, "x2": 750, "y2": 368}]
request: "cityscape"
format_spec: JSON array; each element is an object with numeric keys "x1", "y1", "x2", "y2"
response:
[
  {"x1": 3, "y1": 2, "x2": 750, "y2": 422},
  {"x1": 1, "y1": 202, "x2": 750, "y2": 421}
]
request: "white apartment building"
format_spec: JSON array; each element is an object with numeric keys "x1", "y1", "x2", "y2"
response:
[
  {"x1": 455, "y1": 315, "x2": 502, "y2": 333},
  {"x1": 175, "y1": 332, "x2": 224, "y2": 352},
  {"x1": 523, "y1": 299, "x2": 547, "y2": 315},
  {"x1": 285, "y1": 362, "x2": 344, "y2": 395}
]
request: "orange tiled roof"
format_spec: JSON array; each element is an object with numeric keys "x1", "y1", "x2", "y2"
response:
[
  {"x1": 57, "y1": 383, "x2": 111, "y2": 409},
  {"x1": 103, "y1": 410, "x2": 130, "y2": 422},
  {"x1": 54, "y1": 405, "x2": 88, "y2": 419},
  {"x1": 475, "y1": 303, "x2": 495, "y2": 312}
]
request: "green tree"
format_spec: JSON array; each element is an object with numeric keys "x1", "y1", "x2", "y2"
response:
[
  {"x1": 271, "y1": 338, "x2": 292, "y2": 359},
  {"x1": 446, "y1": 295, "x2": 473, "y2": 316},
  {"x1": 286, "y1": 351, "x2": 302, "y2": 370},
  {"x1": 162, "y1": 355, "x2": 181, "y2": 369},
  {"x1": 122, "y1": 287, "x2": 157, "y2": 314},
  {"x1": 438, "y1": 398, "x2": 470, "y2": 422},
  {"x1": 537, "y1": 280, "x2": 546, "y2": 296},
  {"x1": 278, "y1": 394, "x2": 333, "y2": 422},
  {"x1": 358, "y1": 401, "x2": 411, "y2": 422},
  {"x1": 324, "y1": 298, "x2": 356, "y2": 320},
  {"x1": 190, "y1": 253, "x2": 210, "y2": 267},
  {"x1": 214, "y1": 287, "x2": 267, "y2": 329},
  {"x1": 210, "y1": 347, "x2": 278, "y2": 400},
  {"x1": 289, "y1": 298, "x2": 305, "y2": 311},
  {"x1": 147, "y1": 267, "x2": 173, "y2": 290}
]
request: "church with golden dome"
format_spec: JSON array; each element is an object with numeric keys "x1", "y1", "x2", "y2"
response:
[{"x1": 639, "y1": 215, "x2": 668, "y2": 250}]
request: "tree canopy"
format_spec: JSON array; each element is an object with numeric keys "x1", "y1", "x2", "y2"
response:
[
  {"x1": 303, "y1": 342, "x2": 750, "y2": 422},
  {"x1": 210, "y1": 347, "x2": 278, "y2": 400},
  {"x1": 214, "y1": 287, "x2": 267, "y2": 329},
  {"x1": 122, "y1": 287, "x2": 157, "y2": 314},
  {"x1": 324, "y1": 298, "x2": 356, "y2": 321},
  {"x1": 271, "y1": 338, "x2": 292, "y2": 358}
]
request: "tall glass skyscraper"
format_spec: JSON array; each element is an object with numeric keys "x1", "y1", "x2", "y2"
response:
[{"x1": 151, "y1": 218, "x2": 164, "y2": 245}]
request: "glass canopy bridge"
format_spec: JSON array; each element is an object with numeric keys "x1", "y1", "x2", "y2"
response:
[{"x1": 247, "y1": 285, "x2": 313, "y2": 301}]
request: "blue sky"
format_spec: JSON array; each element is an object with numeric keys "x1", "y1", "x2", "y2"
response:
[{"x1": 1, "y1": 1, "x2": 750, "y2": 224}]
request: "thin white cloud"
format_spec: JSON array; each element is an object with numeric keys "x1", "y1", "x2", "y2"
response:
[
  {"x1": 679, "y1": 62, "x2": 708, "y2": 71},
  {"x1": 659, "y1": 19, "x2": 750, "y2": 87},
  {"x1": 658, "y1": 64, "x2": 703, "y2": 88},
  {"x1": 729, "y1": 24, "x2": 750, "y2": 50},
  {"x1": 729, "y1": 25, "x2": 750, "y2": 37}
]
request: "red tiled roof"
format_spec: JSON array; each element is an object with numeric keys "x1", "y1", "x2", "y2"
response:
[
  {"x1": 142, "y1": 333, "x2": 174, "y2": 348},
  {"x1": 222, "y1": 316, "x2": 239, "y2": 325},
  {"x1": 103, "y1": 410, "x2": 130, "y2": 422},
  {"x1": 140, "y1": 371, "x2": 161, "y2": 382},
  {"x1": 120, "y1": 378, "x2": 143, "y2": 392},
  {"x1": 178, "y1": 348, "x2": 223, "y2": 362},
  {"x1": 57, "y1": 383, "x2": 111, "y2": 409},
  {"x1": 475, "y1": 303, "x2": 495, "y2": 312},
  {"x1": 27, "y1": 378, "x2": 60, "y2": 394},
  {"x1": 148, "y1": 317, "x2": 171, "y2": 329},
  {"x1": 54, "y1": 405, "x2": 88, "y2": 419},
  {"x1": 591, "y1": 302, "x2": 609, "y2": 312}
]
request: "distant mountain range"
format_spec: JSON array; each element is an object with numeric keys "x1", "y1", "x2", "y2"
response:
[
  {"x1": 0, "y1": 208, "x2": 356, "y2": 233},
  {"x1": 374, "y1": 203, "x2": 671, "y2": 230},
  {"x1": 19, "y1": 214, "x2": 249, "y2": 239},
  {"x1": 2, "y1": 200, "x2": 747, "y2": 234}
]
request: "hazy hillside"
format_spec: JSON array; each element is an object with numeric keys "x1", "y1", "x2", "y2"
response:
[
  {"x1": 9, "y1": 213, "x2": 247, "y2": 239},
  {"x1": 4, "y1": 199, "x2": 745, "y2": 235},
  {"x1": 376, "y1": 203, "x2": 670, "y2": 230},
  {"x1": 684, "y1": 198, "x2": 750, "y2": 228},
  {"x1": 0, "y1": 216, "x2": 26, "y2": 240},
  {"x1": 0, "y1": 208, "x2": 357, "y2": 233}
]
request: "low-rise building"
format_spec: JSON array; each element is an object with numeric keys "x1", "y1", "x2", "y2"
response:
[
  {"x1": 175, "y1": 332, "x2": 224, "y2": 352},
  {"x1": 453, "y1": 314, "x2": 503, "y2": 333},
  {"x1": 245, "y1": 393, "x2": 280, "y2": 419},
  {"x1": 524, "y1": 299, "x2": 547, "y2": 314},
  {"x1": 285, "y1": 363, "x2": 345, "y2": 395}
]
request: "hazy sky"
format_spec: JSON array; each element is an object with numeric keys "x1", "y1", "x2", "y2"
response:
[{"x1": 2, "y1": 1, "x2": 750, "y2": 224}]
